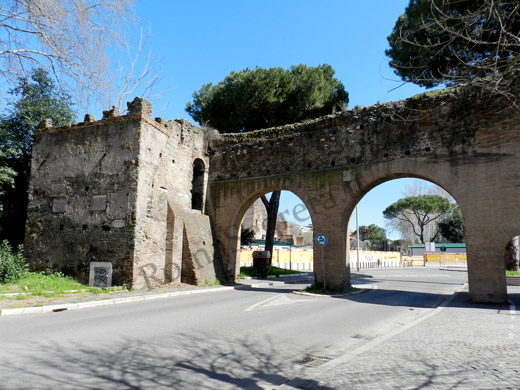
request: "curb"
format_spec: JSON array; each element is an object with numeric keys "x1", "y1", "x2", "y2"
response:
[
  {"x1": 0, "y1": 286, "x2": 235, "y2": 317},
  {"x1": 237, "y1": 281, "x2": 286, "y2": 288},
  {"x1": 267, "y1": 272, "x2": 313, "y2": 279},
  {"x1": 292, "y1": 284, "x2": 377, "y2": 298}
]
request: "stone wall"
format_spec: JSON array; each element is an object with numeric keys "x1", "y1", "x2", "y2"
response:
[
  {"x1": 207, "y1": 89, "x2": 520, "y2": 303},
  {"x1": 209, "y1": 89, "x2": 509, "y2": 182},
  {"x1": 131, "y1": 115, "x2": 220, "y2": 288},
  {"x1": 241, "y1": 199, "x2": 267, "y2": 239},
  {"x1": 25, "y1": 98, "x2": 221, "y2": 288},
  {"x1": 25, "y1": 88, "x2": 520, "y2": 303},
  {"x1": 25, "y1": 111, "x2": 142, "y2": 285}
]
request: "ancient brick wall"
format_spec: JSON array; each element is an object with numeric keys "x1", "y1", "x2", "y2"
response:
[
  {"x1": 131, "y1": 116, "x2": 220, "y2": 288},
  {"x1": 207, "y1": 89, "x2": 520, "y2": 303},
  {"x1": 25, "y1": 112, "x2": 143, "y2": 285},
  {"x1": 25, "y1": 99, "x2": 220, "y2": 288},
  {"x1": 25, "y1": 89, "x2": 520, "y2": 303},
  {"x1": 209, "y1": 89, "x2": 512, "y2": 182}
]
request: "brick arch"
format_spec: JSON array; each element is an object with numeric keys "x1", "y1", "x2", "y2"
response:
[
  {"x1": 210, "y1": 174, "x2": 318, "y2": 281},
  {"x1": 209, "y1": 91, "x2": 520, "y2": 303},
  {"x1": 26, "y1": 90, "x2": 520, "y2": 302},
  {"x1": 337, "y1": 159, "x2": 510, "y2": 303},
  {"x1": 341, "y1": 171, "x2": 465, "y2": 271},
  {"x1": 233, "y1": 185, "x2": 317, "y2": 231},
  {"x1": 340, "y1": 161, "x2": 464, "y2": 230}
]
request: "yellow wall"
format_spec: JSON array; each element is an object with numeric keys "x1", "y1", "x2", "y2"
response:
[
  {"x1": 424, "y1": 253, "x2": 467, "y2": 264},
  {"x1": 240, "y1": 249, "x2": 313, "y2": 265},
  {"x1": 240, "y1": 249, "x2": 401, "y2": 266}
]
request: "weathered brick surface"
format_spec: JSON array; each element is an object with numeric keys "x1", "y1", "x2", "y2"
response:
[
  {"x1": 26, "y1": 99, "x2": 219, "y2": 288},
  {"x1": 25, "y1": 90, "x2": 520, "y2": 300},
  {"x1": 26, "y1": 115, "x2": 142, "y2": 285},
  {"x1": 208, "y1": 90, "x2": 520, "y2": 303}
]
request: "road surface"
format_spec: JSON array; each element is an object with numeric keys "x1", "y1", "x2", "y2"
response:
[{"x1": 0, "y1": 268, "x2": 468, "y2": 389}]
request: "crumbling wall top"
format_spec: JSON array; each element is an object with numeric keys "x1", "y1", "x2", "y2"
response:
[{"x1": 127, "y1": 97, "x2": 153, "y2": 116}]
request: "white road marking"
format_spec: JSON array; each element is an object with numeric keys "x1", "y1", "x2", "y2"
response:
[
  {"x1": 245, "y1": 295, "x2": 280, "y2": 312},
  {"x1": 245, "y1": 294, "x2": 320, "y2": 312}
]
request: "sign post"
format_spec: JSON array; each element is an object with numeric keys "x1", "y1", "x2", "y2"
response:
[
  {"x1": 315, "y1": 234, "x2": 328, "y2": 290},
  {"x1": 440, "y1": 245, "x2": 446, "y2": 274}
]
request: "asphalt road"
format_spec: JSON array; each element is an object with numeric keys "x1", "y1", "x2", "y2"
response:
[{"x1": 0, "y1": 268, "x2": 468, "y2": 390}]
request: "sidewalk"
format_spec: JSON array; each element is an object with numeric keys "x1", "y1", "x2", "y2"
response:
[
  {"x1": 0, "y1": 284, "x2": 237, "y2": 316},
  {"x1": 0, "y1": 273, "x2": 314, "y2": 316},
  {"x1": 280, "y1": 285, "x2": 520, "y2": 390}
]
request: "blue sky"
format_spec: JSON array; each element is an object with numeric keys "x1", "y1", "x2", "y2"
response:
[
  {"x1": 124, "y1": 0, "x2": 439, "y2": 239},
  {"x1": 132, "y1": 0, "x2": 427, "y2": 120}
]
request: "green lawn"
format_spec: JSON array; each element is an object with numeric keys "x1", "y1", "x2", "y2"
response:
[
  {"x1": 506, "y1": 270, "x2": 520, "y2": 276},
  {"x1": 0, "y1": 272, "x2": 122, "y2": 297}
]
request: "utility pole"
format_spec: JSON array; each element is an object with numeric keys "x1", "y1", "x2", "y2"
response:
[{"x1": 356, "y1": 206, "x2": 360, "y2": 272}]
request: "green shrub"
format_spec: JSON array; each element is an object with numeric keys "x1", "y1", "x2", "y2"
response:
[{"x1": 0, "y1": 240, "x2": 27, "y2": 283}]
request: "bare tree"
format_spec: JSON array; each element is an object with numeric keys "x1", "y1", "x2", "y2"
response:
[
  {"x1": 112, "y1": 27, "x2": 171, "y2": 114},
  {"x1": 0, "y1": 0, "x2": 137, "y2": 106}
]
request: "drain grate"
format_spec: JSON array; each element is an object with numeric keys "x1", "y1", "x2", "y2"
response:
[{"x1": 293, "y1": 355, "x2": 331, "y2": 368}]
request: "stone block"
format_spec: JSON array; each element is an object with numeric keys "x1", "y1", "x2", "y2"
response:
[
  {"x1": 90, "y1": 195, "x2": 107, "y2": 211},
  {"x1": 52, "y1": 198, "x2": 67, "y2": 213},
  {"x1": 127, "y1": 97, "x2": 152, "y2": 116},
  {"x1": 89, "y1": 262, "x2": 113, "y2": 288},
  {"x1": 112, "y1": 219, "x2": 125, "y2": 228}
]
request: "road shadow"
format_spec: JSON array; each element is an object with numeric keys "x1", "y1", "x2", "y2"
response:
[
  {"x1": 338, "y1": 288, "x2": 520, "y2": 311},
  {"x1": 1, "y1": 331, "x2": 334, "y2": 390},
  {"x1": 234, "y1": 278, "x2": 519, "y2": 311}
]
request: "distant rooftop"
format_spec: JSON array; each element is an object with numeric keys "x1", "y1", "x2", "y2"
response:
[{"x1": 244, "y1": 239, "x2": 299, "y2": 248}]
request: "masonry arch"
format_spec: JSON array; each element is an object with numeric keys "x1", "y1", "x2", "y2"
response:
[
  {"x1": 346, "y1": 177, "x2": 465, "y2": 270},
  {"x1": 339, "y1": 163, "x2": 509, "y2": 303},
  {"x1": 222, "y1": 183, "x2": 316, "y2": 282}
]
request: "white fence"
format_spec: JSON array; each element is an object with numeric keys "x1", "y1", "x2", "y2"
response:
[{"x1": 240, "y1": 249, "x2": 402, "y2": 271}]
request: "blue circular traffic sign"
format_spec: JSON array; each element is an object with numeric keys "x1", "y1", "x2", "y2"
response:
[{"x1": 315, "y1": 233, "x2": 328, "y2": 247}]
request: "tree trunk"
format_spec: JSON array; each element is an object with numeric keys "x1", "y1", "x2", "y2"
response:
[{"x1": 261, "y1": 191, "x2": 281, "y2": 266}]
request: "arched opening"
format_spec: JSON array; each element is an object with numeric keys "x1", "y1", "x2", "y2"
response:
[
  {"x1": 237, "y1": 190, "x2": 313, "y2": 279},
  {"x1": 505, "y1": 236, "x2": 520, "y2": 286},
  {"x1": 191, "y1": 158, "x2": 205, "y2": 211},
  {"x1": 348, "y1": 178, "x2": 466, "y2": 271}
]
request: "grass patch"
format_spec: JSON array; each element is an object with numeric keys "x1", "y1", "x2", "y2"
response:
[
  {"x1": 204, "y1": 279, "x2": 222, "y2": 286},
  {"x1": 239, "y1": 266, "x2": 303, "y2": 278},
  {"x1": 506, "y1": 270, "x2": 520, "y2": 276},
  {"x1": 303, "y1": 282, "x2": 327, "y2": 294},
  {"x1": 302, "y1": 283, "x2": 358, "y2": 295},
  {"x1": 0, "y1": 271, "x2": 123, "y2": 296},
  {"x1": 13, "y1": 272, "x2": 85, "y2": 292}
]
